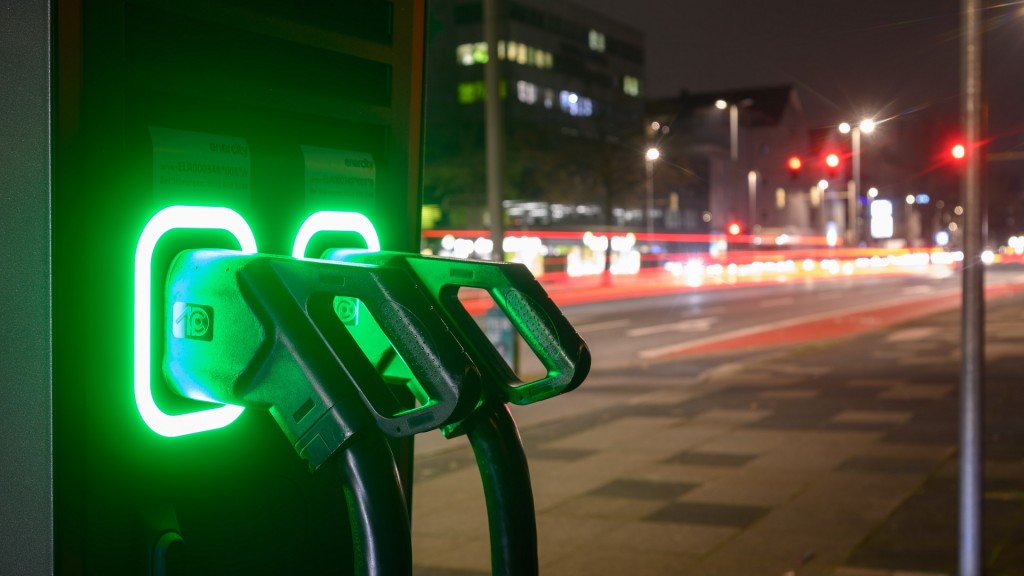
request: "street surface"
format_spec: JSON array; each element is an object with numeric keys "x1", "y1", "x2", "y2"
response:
[
  {"x1": 411, "y1": 265, "x2": 1024, "y2": 575},
  {"x1": 566, "y1": 271, "x2": 964, "y2": 367}
]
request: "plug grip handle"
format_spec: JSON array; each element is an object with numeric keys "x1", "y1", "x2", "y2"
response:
[
  {"x1": 163, "y1": 249, "x2": 480, "y2": 468},
  {"x1": 325, "y1": 251, "x2": 590, "y2": 405}
]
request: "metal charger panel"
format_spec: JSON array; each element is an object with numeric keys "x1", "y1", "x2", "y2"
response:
[{"x1": 51, "y1": 1, "x2": 426, "y2": 573}]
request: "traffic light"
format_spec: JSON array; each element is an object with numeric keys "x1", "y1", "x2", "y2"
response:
[
  {"x1": 825, "y1": 152, "x2": 841, "y2": 177},
  {"x1": 728, "y1": 222, "x2": 741, "y2": 235},
  {"x1": 787, "y1": 156, "x2": 802, "y2": 179},
  {"x1": 951, "y1": 143, "x2": 966, "y2": 160}
]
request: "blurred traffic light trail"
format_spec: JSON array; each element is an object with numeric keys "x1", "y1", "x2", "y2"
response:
[{"x1": 640, "y1": 279, "x2": 1024, "y2": 360}]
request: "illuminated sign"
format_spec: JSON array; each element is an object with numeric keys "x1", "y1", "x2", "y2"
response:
[
  {"x1": 870, "y1": 200, "x2": 894, "y2": 239},
  {"x1": 291, "y1": 211, "x2": 381, "y2": 258},
  {"x1": 134, "y1": 206, "x2": 255, "y2": 437}
]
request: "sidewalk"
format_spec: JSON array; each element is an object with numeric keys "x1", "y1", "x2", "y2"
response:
[{"x1": 409, "y1": 291, "x2": 1024, "y2": 575}]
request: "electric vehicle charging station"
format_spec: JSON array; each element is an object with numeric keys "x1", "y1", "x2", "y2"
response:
[
  {"x1": 4, "y1": 1, "x2": 433, "y2": 573},
  {"x1": 3, "y1": 1, "x2": 592, "y2": 574}
]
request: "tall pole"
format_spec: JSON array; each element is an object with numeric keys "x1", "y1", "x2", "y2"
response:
[
  {"x1": 850, "y1": 127, "x2": 861, "y2": 245},
  {"x1": 729, "y1": 104, "x2": 738, "y2": 162},
  {"x1": 959, "y1": 0, "x2": 985, "y2": 573},
  {"x1": 729, "y1": 104, "x2": 740, "y2": 229},
  {"x1": 645, "y1": 158, "x2": 654, "y2": 237},
  {"x1": 747, "y1": 170, "x2": 757, "y2": 231},
  {"x1": 484, "y1": 0, "x2": 505, "y2": 261}
]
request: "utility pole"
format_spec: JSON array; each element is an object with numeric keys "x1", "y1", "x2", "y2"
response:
[
  {"x1": 484, "y1": 0, "x2": 505, "y2": 261},
  {"x1": 959, "y1": 0, "x2": 985, "y2": 574}
]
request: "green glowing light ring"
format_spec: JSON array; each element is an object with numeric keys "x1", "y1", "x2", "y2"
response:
[
  {"x1": 134, "y1": 206, "x2": 256, "y2": 437},
  {"x1": 292, "y1": 211, "x2": 381, "y2": 258}
]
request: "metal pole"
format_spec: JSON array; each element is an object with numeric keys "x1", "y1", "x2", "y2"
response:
[
  {"x1": 851, "y1": 127, "x2": 861, "y2": 245},
  {"x1": 730, "y1": 104, "x2": 739, "y2": 228},
  {"x1": 959, "y1": 0, "x2": 985, "y2": 573},
  {"x1": 484, "y1": 0, "x2": 505, "y2": 261},
  {"x1": 747, "y1": 170, "x2": 757, "y2": 231},
  {"x1": 645, "y1": 158, "x2": 654, "y2": 237},
  {"x1": 729, "y1": 104, "x2": 738, "y2": 162}
]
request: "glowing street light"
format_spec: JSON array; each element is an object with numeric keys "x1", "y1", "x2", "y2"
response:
[
  {"x1": 838, "y1": 117, "x2": 877, "y2": 245},
  {"x1": 645, "y1": 147, "x2": 659, "y2": 236}
]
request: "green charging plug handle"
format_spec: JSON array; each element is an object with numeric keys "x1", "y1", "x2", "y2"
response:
[
  {"x1": 325, "y1": 251, "x2": 591, "y2": 410},
  {"x1": 162, "y1": 249, "x2": 481, "y2": 470}
]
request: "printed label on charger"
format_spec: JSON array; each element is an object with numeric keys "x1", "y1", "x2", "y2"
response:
[{"x1": 172, "y1": 302, "x2": 215, "y2": 341}]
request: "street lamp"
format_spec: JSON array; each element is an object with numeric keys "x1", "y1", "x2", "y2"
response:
[
  {"x1": 645, "y1": 147, "x2": 659, "y2": 236},
  {"x1": 715, "y1": 99, "x2": 739, "y2": 161},
  {"x1": 838, "y1": 118, "x2": 875, "y2": 245},
  {"x1": 716, "y1": 98, "x2": 753, "y2": 230}
]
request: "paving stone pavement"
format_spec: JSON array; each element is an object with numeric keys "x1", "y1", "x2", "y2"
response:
[{"x1": 409, "y1": 293, "x2": 1024, "y2": 575}]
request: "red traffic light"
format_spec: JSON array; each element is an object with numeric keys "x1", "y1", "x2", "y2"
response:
[
  {"x1": 951, "y1": 143, "x2": 966, "y2": 159},
  {"x1": 825, "y1": 153, "x2": 840, "y2": 169},
  {"x1": 727, "y1": 222, "x2": 741, "y2": 235},
  {"x1": 787, "y1": 156, "x2": 802, "y2": 171}
]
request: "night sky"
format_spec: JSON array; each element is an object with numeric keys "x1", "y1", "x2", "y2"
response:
[{"x1": 586, "y1": 0, "x2": 1024, "y2": 153}]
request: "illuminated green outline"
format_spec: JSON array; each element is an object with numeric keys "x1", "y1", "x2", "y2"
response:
[
  {"x1": 134, "y1": 206, "x2": 256, "y2": 437},
  {"x1": 291, "y1": 211, "x2": 381, "y2": 258}
]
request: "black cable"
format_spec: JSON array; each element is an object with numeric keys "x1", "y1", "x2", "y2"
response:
[
  {"x1": 466, "y1": 400, "x2": 538, "y2": 576},
  {"x1": 334, "y1": 431, "x2": 412, "y2": 576}
]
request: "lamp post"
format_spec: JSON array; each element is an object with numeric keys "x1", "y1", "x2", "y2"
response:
[
  {"x1": 715, "y1": 99, "x2": 739, "y2": 161},
  {"x1": 747, "y1": 170, "x2": 758, "y2": 231},
  {"x1": 716, "y1": 98, "x2": 751, "y2": 231},
  {"x1": 645, "y1": 147, "x2": 659, "y2": 237},
  {"x1": 838, "y1": 119, "x2": 875, "y2": 245}
]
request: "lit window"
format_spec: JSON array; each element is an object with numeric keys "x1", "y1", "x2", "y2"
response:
[
  {"x1": 456, "y1": 43, "x2": 475, "y2": 66},
  {"x1": 517, "y1": 81, "x2": 537, "y2": 105},
  {"x1": 472, "y1": 42, "x2": 488, "y2": 64},
  {"x1": 588, "y1": 30, "x2": 606, "y2": 53},
  {"x1": 456, "y1": 42, "x2": 490, "y2": 65},
  {"x1": 457, "y1": 40, "x2": 553, "y2": 70},
  {"x1": 623, "y1": 75, "x2": 640, "y2": 97},
  {"x1": 458, "y1": 81, "x2": 486, "y2": 104},
  {"x1": 458, "y1": 80, "x2": 505, "y2": 104},
  {"x1": 559, "y1": 90, "x2": 593, "y2": 117}
]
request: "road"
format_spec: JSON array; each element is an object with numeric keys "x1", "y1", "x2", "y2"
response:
[{"x1": 555, "y1": 266, "x2": 1023, "y2": 370}]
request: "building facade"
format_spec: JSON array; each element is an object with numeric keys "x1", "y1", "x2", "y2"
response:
[
  {"x1": 423, "y1": 0, "x2": 646, "y2": 230},
  {"x1": 647, "y1": 86, "x2": 819, "y2": 237}
]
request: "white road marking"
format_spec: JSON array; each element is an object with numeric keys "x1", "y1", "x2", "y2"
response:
[
  {"x1": 885, "y1": 327, "x2": 939, "y2": 342},
  {"x1": 638, "y1": 287, "x2": 959, "y2": 360},
  {"x1": 627, "y1": 317, "x2": 717, "y2": 337}
]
